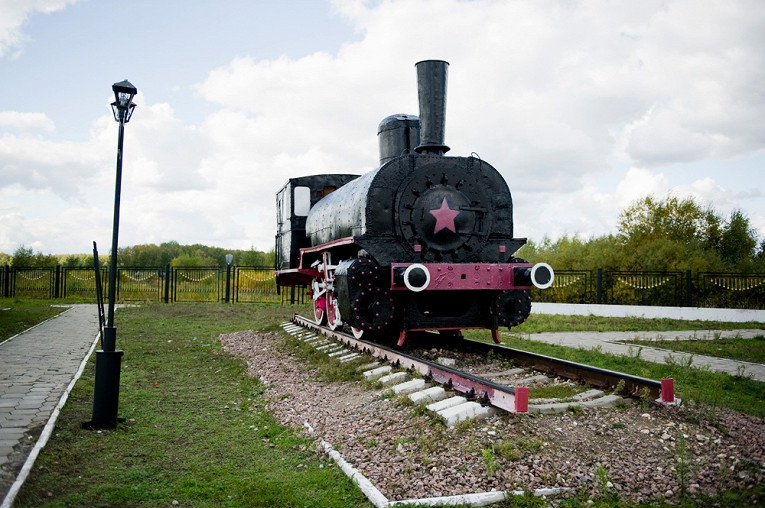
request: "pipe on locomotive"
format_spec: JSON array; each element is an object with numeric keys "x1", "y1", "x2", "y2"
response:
[{"x1": 414, "y1": 59, "x2": 450, "y2": 155}]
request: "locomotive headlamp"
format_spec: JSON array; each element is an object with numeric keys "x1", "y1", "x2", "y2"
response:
[
  {"x1": 531, "y1": 263, "x2": 554, "y2": 289},
  {"x1": 514, "y1": 263, "x2": 555, "y2": 290},
  {"x1": 403, "y1": 264, "x2": 431, "y2": 292}
]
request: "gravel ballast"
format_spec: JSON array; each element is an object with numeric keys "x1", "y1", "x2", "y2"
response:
[{"x1": 219, "y1": 329, "x2": 765, "y2": 505}]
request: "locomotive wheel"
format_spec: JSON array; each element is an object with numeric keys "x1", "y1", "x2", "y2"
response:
[
  {"x1": 351, "y1": 288, "x2": 395, "y2": 332},
  {"x1": 493, "y1": 289, "x2": 532, "y2": 328},
  {"x1": 312, "y1": 279, "x2": 326, "y2": 325},
  {"x1": 351, "y1": 327, "x2": 364, "y2": 339},
  {"x1": 327, "y1": 292, "x2": 342, "y2": 330}
]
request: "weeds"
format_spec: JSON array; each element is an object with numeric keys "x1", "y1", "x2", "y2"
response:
[
  {"x1": 494, "y1": 437, "x2": 544, "y2": 462},
  {"x1": 502, "y1": 489, "x2": 546, "y2": 507},
  {"x1": 487, "y1": 349, "x2": 514, "y2": 368},
  {"x1": 664, "y1": 353, "x2": 694, "y2": 368},
  {"x1": 528, "y1": 383, "x2": 585, "y2": 400},
  {"x1": 482, "y1": 448, "x2": 499, "y2": 476},
  {"x1": 454, "y1": 417, "x2": 476, "y2": 432},
  {"x1": 637, "y1": 386, "x2": 653, "y2": 408},
  {"x1": 596, "y1": 464, "x2": 613, "y2": 496}
]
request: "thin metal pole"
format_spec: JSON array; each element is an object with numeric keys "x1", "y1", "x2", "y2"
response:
[{"x1": 104, "y1": 117, "x2": 125, "y2": 351}]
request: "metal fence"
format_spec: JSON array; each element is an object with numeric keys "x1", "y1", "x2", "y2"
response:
[
  {"x1": 9, "y1": 267, "x2": 55, "y2": 299},
  {"x1": 533, "y1": 270, "x2": 591, "y2": 304},
  {"x1": 606, "y1": 271, "x2": 685, "y2": 307},
  {"x1": 531, "y1": 269, "x2": 764, "y2": 309},
  {"x1": 697, "y1": 272, "x2": 765, "y2": 310},
  {"x1": 62, "y1": 267, "x2": 108, "y2": 299},
  {"x1": 2, "y1": 264, "x2": 763, "y2": 309},
  {"x1": 173, "y1": 267, "x2": 220, "y2": 302},
  {"x1": 235, "y1": 266, "x2": 279, "y2": 303},
  {"x1": 1, "y1": 265, "x2": 290, "y2": 304}
]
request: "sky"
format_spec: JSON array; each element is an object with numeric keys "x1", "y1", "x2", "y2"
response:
[{"x1": 1, "y1": 0, "x2": 763, "y2": 257}]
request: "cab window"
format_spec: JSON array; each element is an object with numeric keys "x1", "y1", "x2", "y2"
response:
[{"x1": 294, "y1": 186, "x2": 311, "y2": 216}]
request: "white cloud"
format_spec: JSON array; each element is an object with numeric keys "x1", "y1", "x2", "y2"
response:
[
  {"x1": 0, "y1": 111, "x2": 55, "y2": 133},
  {"x1": 1, "y1": 0, "x2": 764, "y2": 254},
  {"x1": 0, "y1": 0, "x2": 81, "y2": 58}
]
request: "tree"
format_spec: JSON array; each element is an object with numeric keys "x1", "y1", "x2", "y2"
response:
[
  {"x1": 11, "y1": 245, "x2": 58, "y2": 267},
  {"x1": 617, "y1": 195, "x2": 722, "y2": 248},
  {"x1": 719, "y1": 210, "x2": 758, "y2": 268},
  {"x1": 170, "y1": 250, "x2": 217, "y2": 267}
]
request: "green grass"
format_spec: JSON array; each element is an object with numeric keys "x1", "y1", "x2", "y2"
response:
[
  {"x1": 527, "y1": 384, "x2": 588, "y2": 400},
  {"x1": 0, "y1": 298, "x2": 67, "y2": 343},
  {"x1": 15, "y1": 303, "x2": 368, "y2": 507},
  {"x1": 621, "y1": 336, "x2": 765, "y2": 364},
  {"x1": 508, "y1": 313, "x2": 764, "y2": 334}
]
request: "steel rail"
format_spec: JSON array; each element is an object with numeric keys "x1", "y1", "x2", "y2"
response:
[
  {"x1": 292, "y1": 315, "x2": 526, "y2": 412},
  {"x1": 458, "y1": 339, "x2": 662, "y2": 399},
  {"x1": 292, "y1": 314, "x2": 664, "y2": 406}
]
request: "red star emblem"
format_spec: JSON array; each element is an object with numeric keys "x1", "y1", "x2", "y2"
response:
[{"x1": 429, "y1": 197, "x2": 460, "y2": 233}]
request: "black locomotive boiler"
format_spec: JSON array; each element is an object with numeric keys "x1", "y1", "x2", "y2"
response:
[{"x1": 276, "y1": 60, "x2": 553, "y2": 345}]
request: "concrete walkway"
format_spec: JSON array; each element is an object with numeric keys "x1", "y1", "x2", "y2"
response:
[
  {"x1": 513, "y1": 329, "x2": 765, "y2": 382},
  {"x1": 0, "y1": 304, "x2": 99, "y2": 504},
  {"x1": 528, "y1": 302, "x2": 765, "y2": 382}
]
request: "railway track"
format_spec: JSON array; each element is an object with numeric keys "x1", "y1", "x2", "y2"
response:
[{"x1": 284, "y1": 314, "x2": 676, "y2": 425}]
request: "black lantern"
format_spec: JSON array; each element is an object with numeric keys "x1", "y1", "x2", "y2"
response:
[{"x1": 111, "y1": 80, "x2": 137, "y2": 123}]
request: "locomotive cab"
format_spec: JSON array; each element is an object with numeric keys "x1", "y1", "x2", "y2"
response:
[{"x1": 275, "y1": 175, "x2": 358, "y2": 282}]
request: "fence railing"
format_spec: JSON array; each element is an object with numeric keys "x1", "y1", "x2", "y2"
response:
[
  {"x1": 1, "y1": 264, "x2": 298, "y2": 304},
  {"x1": 2, "y1": 264, "x2": 763, "y2": 309},
  {"x1": 532, "y1": 269, "x2": 764, "y2": 309}
]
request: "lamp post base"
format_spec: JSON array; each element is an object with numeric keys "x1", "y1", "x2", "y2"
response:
[{"x1": 85, "y1": 347, "x2": 124, "y2": 429}]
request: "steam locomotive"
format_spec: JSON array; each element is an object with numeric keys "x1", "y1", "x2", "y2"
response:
[{"x1": 276, "y1": 60, "x2": 553, "y2": 346}]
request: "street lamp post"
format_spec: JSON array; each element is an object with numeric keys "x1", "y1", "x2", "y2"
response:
[{"x1": 88, "y1": 80, "x2": 137, "y2": 429}]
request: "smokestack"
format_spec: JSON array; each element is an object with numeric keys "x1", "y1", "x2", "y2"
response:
[{"x1": 414, "y1": 60, "x2": 450, "y2": 155}]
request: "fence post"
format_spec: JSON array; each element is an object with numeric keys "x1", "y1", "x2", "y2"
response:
[
  {"x1": 596, "y1": 268, "x2": 603, "y2": 304},
  {"x1": 225, "y1": 264, "x2": 232, "y2": 303},
  {"x1": 3, "y1": 264, "x2": 9, "y2": 298},
  {"x1": 164, "y1": 264, "x2": 171, "y2": 303},
  {"x1": 54, "y1": 265, "x2": 61, "y2": 298},
  {"x1": 686, "y1": 270, "x2": 693, "y2": 307}
]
